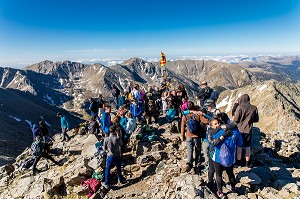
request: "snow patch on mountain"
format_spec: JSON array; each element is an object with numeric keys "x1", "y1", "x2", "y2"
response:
[
  {"x1": 10, "y1": 116, "x2": 21, "y2": 122},
  {"x1": 259, "y1": 85, "x2": 267, "y2": 92},
  {"x1": 25, "y1": 120, "x2": 32, "y2": 128}
]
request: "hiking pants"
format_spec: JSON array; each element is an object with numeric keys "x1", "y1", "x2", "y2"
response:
[
  {"x1": 210, "y1": 159, "x2": 235, "y2": 192},
  {"x1": 186, "y1": 137, "x2": 201, "y2": 168},
  {"x1": 32, "y1": 152, "x2": 58, "y2": 170},
  {"x1": 62, "y1": 127, "x2": 71, "y2": 141},
  {"x1": 105, "y1": 155, "x2": 122, "y2": 185}
]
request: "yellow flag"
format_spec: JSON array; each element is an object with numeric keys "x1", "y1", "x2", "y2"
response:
[{"x1": 160, "y1": 51, "x2": 167, "y2": 67}]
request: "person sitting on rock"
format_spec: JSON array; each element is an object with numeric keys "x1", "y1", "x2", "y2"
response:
[
  {"x1": 103, "y1": 125, "x2": 125, "y2": 189},
  {"x1": 31, "y1": 135, "x2": 60, "y2": 175},
  {"x1": 207, "y1": 118, "x2": 242, "y2": 198}
]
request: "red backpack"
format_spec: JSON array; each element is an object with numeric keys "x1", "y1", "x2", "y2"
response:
[{"x1": 82, "y1": 178, "x2": 101, "y2": 193}]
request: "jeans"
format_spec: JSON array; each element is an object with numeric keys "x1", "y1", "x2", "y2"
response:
[
  {"x1": 202, "y1": 140, "x2": 209, "y2": 168},
  {"x1": 186, "y1": 137, "x2": 201, "y2": 167},
  {"x1": 105, "y1": 156, "x2": 122, "y2": 185}
]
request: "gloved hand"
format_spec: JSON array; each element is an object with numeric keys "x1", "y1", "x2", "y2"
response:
[{"x1": 222, "y1": 130, "x2": 232, "y2": 138}]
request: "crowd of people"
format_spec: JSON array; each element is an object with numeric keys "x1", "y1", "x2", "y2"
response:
[{"x1": 29, "y1": 81, "x2": 259, "y2": 198}]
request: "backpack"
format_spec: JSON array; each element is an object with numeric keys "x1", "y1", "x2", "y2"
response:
[
  {"x1": 185, "y1": 114, "x2": 200, "y2": 136},
  {"x1": 210, "y1": 90, "x2": 219, "y2": 102},
  {"x1": 81, "y1": 178, "x2": 101, "y2": 193},
  {"x1": 31, "y1": 141, "x2": 42, "y2": 157},
  {"x1": 204, "y1": 87, "x2": 213, "y2": 99},
  {"x1": 218, "y1": 134, "x2": 236, "y2": 167}
]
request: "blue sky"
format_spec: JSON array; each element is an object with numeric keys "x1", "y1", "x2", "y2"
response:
[{"x1": 0, "y1": 0, "x2": 300, "y2": 67}]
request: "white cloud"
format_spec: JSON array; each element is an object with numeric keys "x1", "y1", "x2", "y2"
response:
[{"x1": 64, "y1": 48, "x2": 128, "y2": 53}]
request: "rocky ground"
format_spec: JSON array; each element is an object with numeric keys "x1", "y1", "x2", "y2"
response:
[{"x1": 0, "y1": 118, "x2": 299, "y2": 199}]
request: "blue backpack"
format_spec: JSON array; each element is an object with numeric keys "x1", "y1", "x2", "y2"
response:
[
  {"x1": 218, "y1": 134, "x2": 236, "y2": 167},
  {"x1": 185, "y1": 114, "x2": 199, "y2": 136}
]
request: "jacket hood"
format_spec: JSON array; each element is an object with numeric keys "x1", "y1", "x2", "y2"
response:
[{"x1": 238, "y1": 94, "x2": 250, "y2": 105}]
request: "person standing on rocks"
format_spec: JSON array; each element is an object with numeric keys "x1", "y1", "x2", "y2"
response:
[
  {"x1": 198, "y1": 81, "x2": 213, "y2": 107},
  {"x1": 31, "y1": 135, "x2": 60, "y2": 175},
  {"x1": 207, "y1": 118, "x2": 242, "y2": 198},
  {"x1": 57, "y1": 112, "x2": 71, "y2": 142},
  {"x1": 101, "y1": 105, "x2": 112, "y2": 137},
  {"x1": 89, "y1": 98, "x2": 100, "y2": 123},
  {"x1": 112, "y1": 84, "x2": 121, "y2": 105},
  {"x1": 103, "y1": 125, "x2": 125, "y2": 189},
  {"x1": 233, "y1": 94, "x2": 259, "y2": 167},
  {"x1": 39, "y1": 120, "x2": 53, "y2": 142},
  {"x1": 180, "y1": 101, "x2": 204, "y2": 173}
]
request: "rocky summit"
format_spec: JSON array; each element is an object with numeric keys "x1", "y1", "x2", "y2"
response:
[
  {"x1": 0, "y1": 118, "x2": 299, "y2": 199},
  {"x1": 0, "y1": 57, "x2": 299, "y2": 198}
]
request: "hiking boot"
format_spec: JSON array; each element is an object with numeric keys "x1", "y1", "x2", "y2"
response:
[
  {"x1": 225, "y1": 184, "x2": 236, "y2": 193},
  {"x1": 102, "y1": 184, "x2": 109, "y2": 190}
]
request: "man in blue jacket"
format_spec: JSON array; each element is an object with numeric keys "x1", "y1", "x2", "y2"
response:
[
  {"x1": 57, "y1": 112, "x2": 71, "y2": 142},
  {"x1": 101, "y1": 105, "x2": 112, "y2": 136}
]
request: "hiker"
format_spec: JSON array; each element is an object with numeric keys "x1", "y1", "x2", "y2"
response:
[
  {"x1": 103, "y1": 125, "x2": 125, "y2": 189},
  {"x1": 88, "y1": 116, "x2": 100, "y2": 135},
  {"x1": 170, "y1": 90, "x2": 180, "y2": 116},
  {"x1": 161, "y1": 91, "x2": 169, "y2": 115},
  {"x1": 233, "y1": 94, "x2": 259, "y2": 167},
  {"x1": 39, "y1": 121, "x2": 52, "y2": 142},
  {"x1": 207, "y1": 118, "x2": 243, "y2": 198},
  {"x1": 97, "y1": 94, "x2": 106, "y2": 118},
  {"x1": 131, "y1": 84, "x2": 142, "y2": 102},
  {"x1": 112, "y1": 84, "x2": 121, "y2": 104},
  {"x1": 31, "y1": 136, "x2": 60, "y2": 175},
  {"x1": 129, "y1": 99, "x2": 144, "y2": 120},
  {"x1": 144, "y1": 92, "x2": 159, "y2": 124},
  {"x1": 198, "y1": 81, "x2": 213, "y2": 107},
  {"x1": 178, "y1": 84, "x2": 188, "y2": 100},
  {"x1": 89, "y1": 98, "x2": 100, "y2": 122},
  {"x1": 166, "y1": 101, "x2": 176, "y2": 122},
  {"x1": 117, "y1": 92, "x2": 125, "y2": 109},
  {"x1": 181, "y1": 97, "x2": 188, "y2": 111},
  {"x1": 32, "y1": 124, "x2": 42, "y2": 141},
  {"x1": 180, "y1": 101, "x2": 205, "y2": 173},
  {"x1": 57, "y1": 112, "x2": 71, "y2": 142},
  {"x1": 214, "y1": 109, "x2": 230, "y2": 124},
  {"x1": 101, "y1": 105, "x2": 112, "y2": 137}
]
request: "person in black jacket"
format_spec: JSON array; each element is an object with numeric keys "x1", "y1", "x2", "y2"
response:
[
  {"x1": 39, "y1": 121, "x2": 53, "y2": 142},
  {"x1": 198, "y1": 81, "x2": 213, "y2": 107}
]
